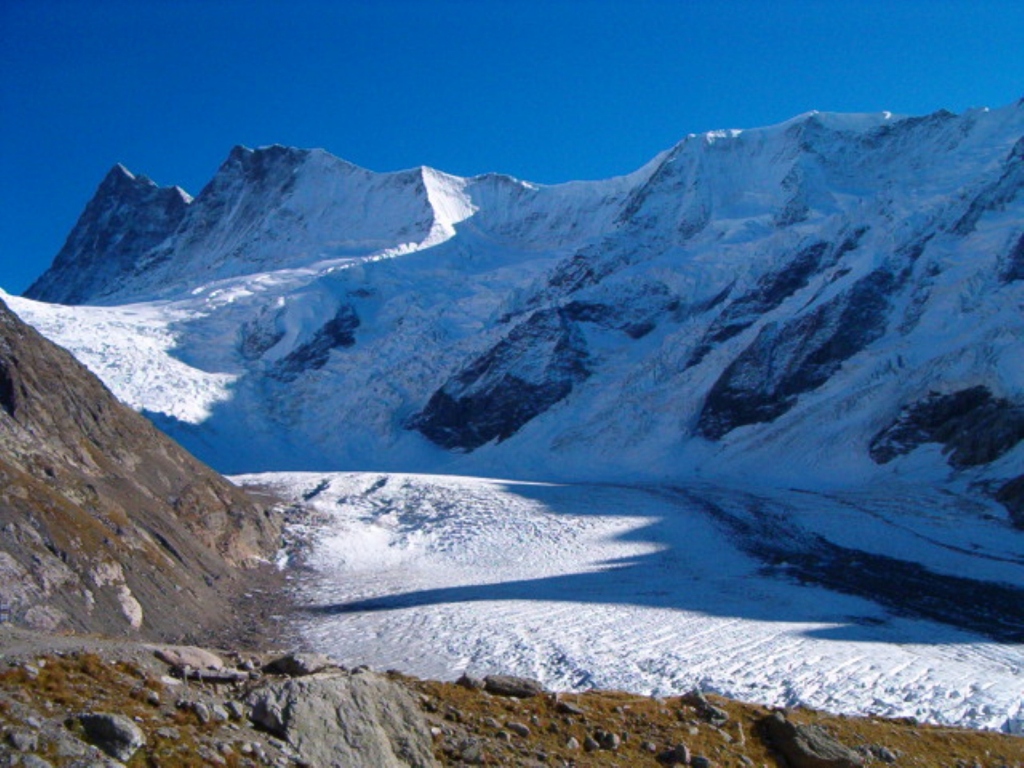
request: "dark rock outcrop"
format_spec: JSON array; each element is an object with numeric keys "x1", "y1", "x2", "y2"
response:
[
  {"x1": 1001, "y1": 232, "x2": 1024, "y2": 283},
  {"x1": 410, "y1": 309, "x2": 590, "y2": 450},
  {"x1": 0, "y1": 298, "x2": 281, "y2": 640},
  {"x1": 952, "y1": 136, "x2": 1024, "y2": 235},
  {"x1": 24, "y1": 165, "x2": 190, "y2": 305},
  {"x1": 698, "y1": 268, "x2": 897, "y2": 439},
  {"x1": 996, "y1": 475, "x2": 1024, "y2": 530},
  {"x1": 688, "y1": 240, "x2": 832, "y2": 367},
  {"x1": 869, "y1": 386, "x2": 1024, "y2": 468},
  {"x1": 272, "y1": 303, "x2": 360, "y2": 381}
]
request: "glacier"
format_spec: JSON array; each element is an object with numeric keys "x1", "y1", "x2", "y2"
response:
[
  {"x1": 6, "y1": 101, "x2": 1024, "y2": 732},
  {"x1": 237, "y1": 471, "x2": 1024, "y2": 735}
]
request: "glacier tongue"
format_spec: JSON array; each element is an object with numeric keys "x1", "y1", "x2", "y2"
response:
[{"x1": 241, "y1": 471, "x2": 1024, "y2": 734}]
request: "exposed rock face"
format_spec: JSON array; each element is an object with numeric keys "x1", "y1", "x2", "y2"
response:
[
  {"x1": 272, "y1": 303, "x2": 360, "y2": 381},
  {"x1": 410, "y1": 309, "x2": 590, "y2": 450},
  {"x1": 1002, "y1": 232, "x2": 1024, "y2": 283},
  {"x1": 25, "y1": 165, "x2": 190, "y2": 305},
  {"x1": 0, "y1": 298, "x2": 281, "y2": 640},
  {"x1": 869, "y1": 386, "x2": 1024, "y2": 468},
  {"x1": 996, "y1": 475, "x2": 1024, "y2": 530},
  {"x1": 698, "y1": 268, "x2": 897, "y2": 439},
  {"x1": 688, "y1": 239, "x2": 835, "y2": 367},
  {"x1": 246, "y1": 671, "x2": 438, "y2": 768},
  {"x1": 262, "y1": 651, "x2": 340, "y2": 677}
]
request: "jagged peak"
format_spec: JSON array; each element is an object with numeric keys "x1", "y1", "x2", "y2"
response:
[
  {"x1": 100, "y1": 162, "x2": 156, "y2": 190},
  {"x1": 109, "y1": 162, "x2": 135, "y2": 180}
]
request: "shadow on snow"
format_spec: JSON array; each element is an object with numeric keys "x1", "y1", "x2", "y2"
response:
[{"x1": 299, "y1": 480, "x2": 1024, "y2": 645}]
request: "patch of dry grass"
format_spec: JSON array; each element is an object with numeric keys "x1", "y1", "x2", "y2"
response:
[{"x1": 407, "y1": 677, "x2": 1024, "y2": 767}]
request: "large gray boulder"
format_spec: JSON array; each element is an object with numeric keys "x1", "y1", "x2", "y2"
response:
[
  {"x1": 246, "y1": 670, "x2": 437, "y2": 767},
  {"x1": 77, "y1": 712, "x2": 146, "y2": 762},
  {"x1": 762, "y1": 711, "x2": 863, "y2": 768},
  {"x1": 482, "y1": 674, "x2": 546, "y2": 698}
]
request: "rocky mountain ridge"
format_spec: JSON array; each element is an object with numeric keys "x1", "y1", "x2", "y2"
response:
[
  {"x1": 15, "y1": 101, "x2": 1024, "y2": 523},
  {"x1": 0, "y1": 297, "x2": 282, "y2": 640}
]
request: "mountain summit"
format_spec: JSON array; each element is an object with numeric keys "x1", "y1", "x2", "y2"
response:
[{"x1": 16, "y1": 102, "x2": 1024, "y2": 522}]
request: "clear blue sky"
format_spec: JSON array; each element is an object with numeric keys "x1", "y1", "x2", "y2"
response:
[{"x1": 2, "y1": 0, "x2": 1021, "y2": 295}]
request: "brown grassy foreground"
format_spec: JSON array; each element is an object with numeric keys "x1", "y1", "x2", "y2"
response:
[
  {"x1": 409, "y1": 677, "x2": 1024, "y2": 767},
  {"x1": 0, "y1": 638, "x2": 1020, "y2": 767}
]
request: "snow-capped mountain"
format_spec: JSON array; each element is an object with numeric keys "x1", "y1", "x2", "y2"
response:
[{"x1": 15, "y1": 101, "x2": 1024, "y2": 520}]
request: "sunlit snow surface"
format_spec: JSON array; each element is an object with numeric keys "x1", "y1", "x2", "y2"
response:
[
  {"x1": 236, "y1": 472, "x2": 1024, "y2": 734},
  {"x1": 2, "y1": 291, "x2": 236, "y2": 424}
]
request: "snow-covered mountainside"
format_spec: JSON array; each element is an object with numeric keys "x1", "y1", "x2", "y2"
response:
[{"x1": 14, "y1": 101, "x2": 1024, "y2": 517}]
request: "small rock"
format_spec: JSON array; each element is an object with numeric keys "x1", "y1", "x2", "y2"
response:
[
  {"x1": 641, "y1": 740, "x2": 658, "y2": 753},
  {"x1": 483, "y1": 717, "x2": 502, "y2": 729},
  {"x1": 565, "y1": 736, "x2": 580, "y2": 750},
  {"x1": 692, "y1": 756, "x2": 713, "y2": 768},
  {"x1": 555, "y1": 699, "x2": 585, "y2": 716},
  {"x1": 496, "y1": 730, "x2": 511, "y2": 743},
  {"x1": 226, "y1": 700, "x2": 247, "y2": 720},
  {"x1": 868, "y1": 745, "x2": 898, "y2": 763},
  {"x1": 156, "y1": 727, "x2": 180, "y2": 740},
  {"x1": 145, "y1": 689, "x2": 160, "y2": 706},
  {"x1": 456, "y1": 672, "x2": 486, "y2": 690},
  {"x1": 78, "y1": 712, "x2": 147, "y2": 762},
  {"x1": 483, "y1": 674, "x2": 546, "y2": 698},
  {"x1": 51, "y1": 729, "x2": 90, "y2": 759},
  {"x1": 262, "y1": 652, "x2": 339, "y2": 677},
  {"x1": 153, "y1": 645, "x2": 224, "y2": 670},
  {"x1": 192, "y1": 701, "x2": 211, "y2": 724},
  {"x1": 7, "y1": 729, "x2": 39, "y2": 751},
  {"x1": 595, "y1": 729, "x2": 620, "y2": 751},
  {"x1": 688, "y1": 689, "x2": 729, "y2": 726},
  {"x1": 210, "y1": 703, "x2": 231, "y2": 723},
  {"x1": 199, "y1": 744, "x2": 228, "y2": 765},
  {"x1": 18, "y1": 756, "x2": 53, "y2": 768},
  {"x1": 583, "y1": 735, "x2": 600, "y2": 752},
  {"x1": 458, "y1": 738, "x2": 486, "y2": 764},
  {"x1": 507, "y1": 721, "x2": 531, "y2": 737},
  {"x1": 658, "y1": 743, "x2": 691, "y2": 765}
]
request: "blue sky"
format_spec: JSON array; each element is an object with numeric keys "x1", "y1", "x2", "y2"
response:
[{"x1": 2, "y1": 0, "x2": 1022, "y2": 295}]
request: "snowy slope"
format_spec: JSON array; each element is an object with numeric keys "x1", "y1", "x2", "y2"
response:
[{"x1": 237, "y1": 471, "x2": 1024, "y2": 734}]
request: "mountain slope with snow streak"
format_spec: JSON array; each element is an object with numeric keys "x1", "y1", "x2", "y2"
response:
[{"x1": 15, "y1": 102, "x2": 1024, "y2": 510}]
